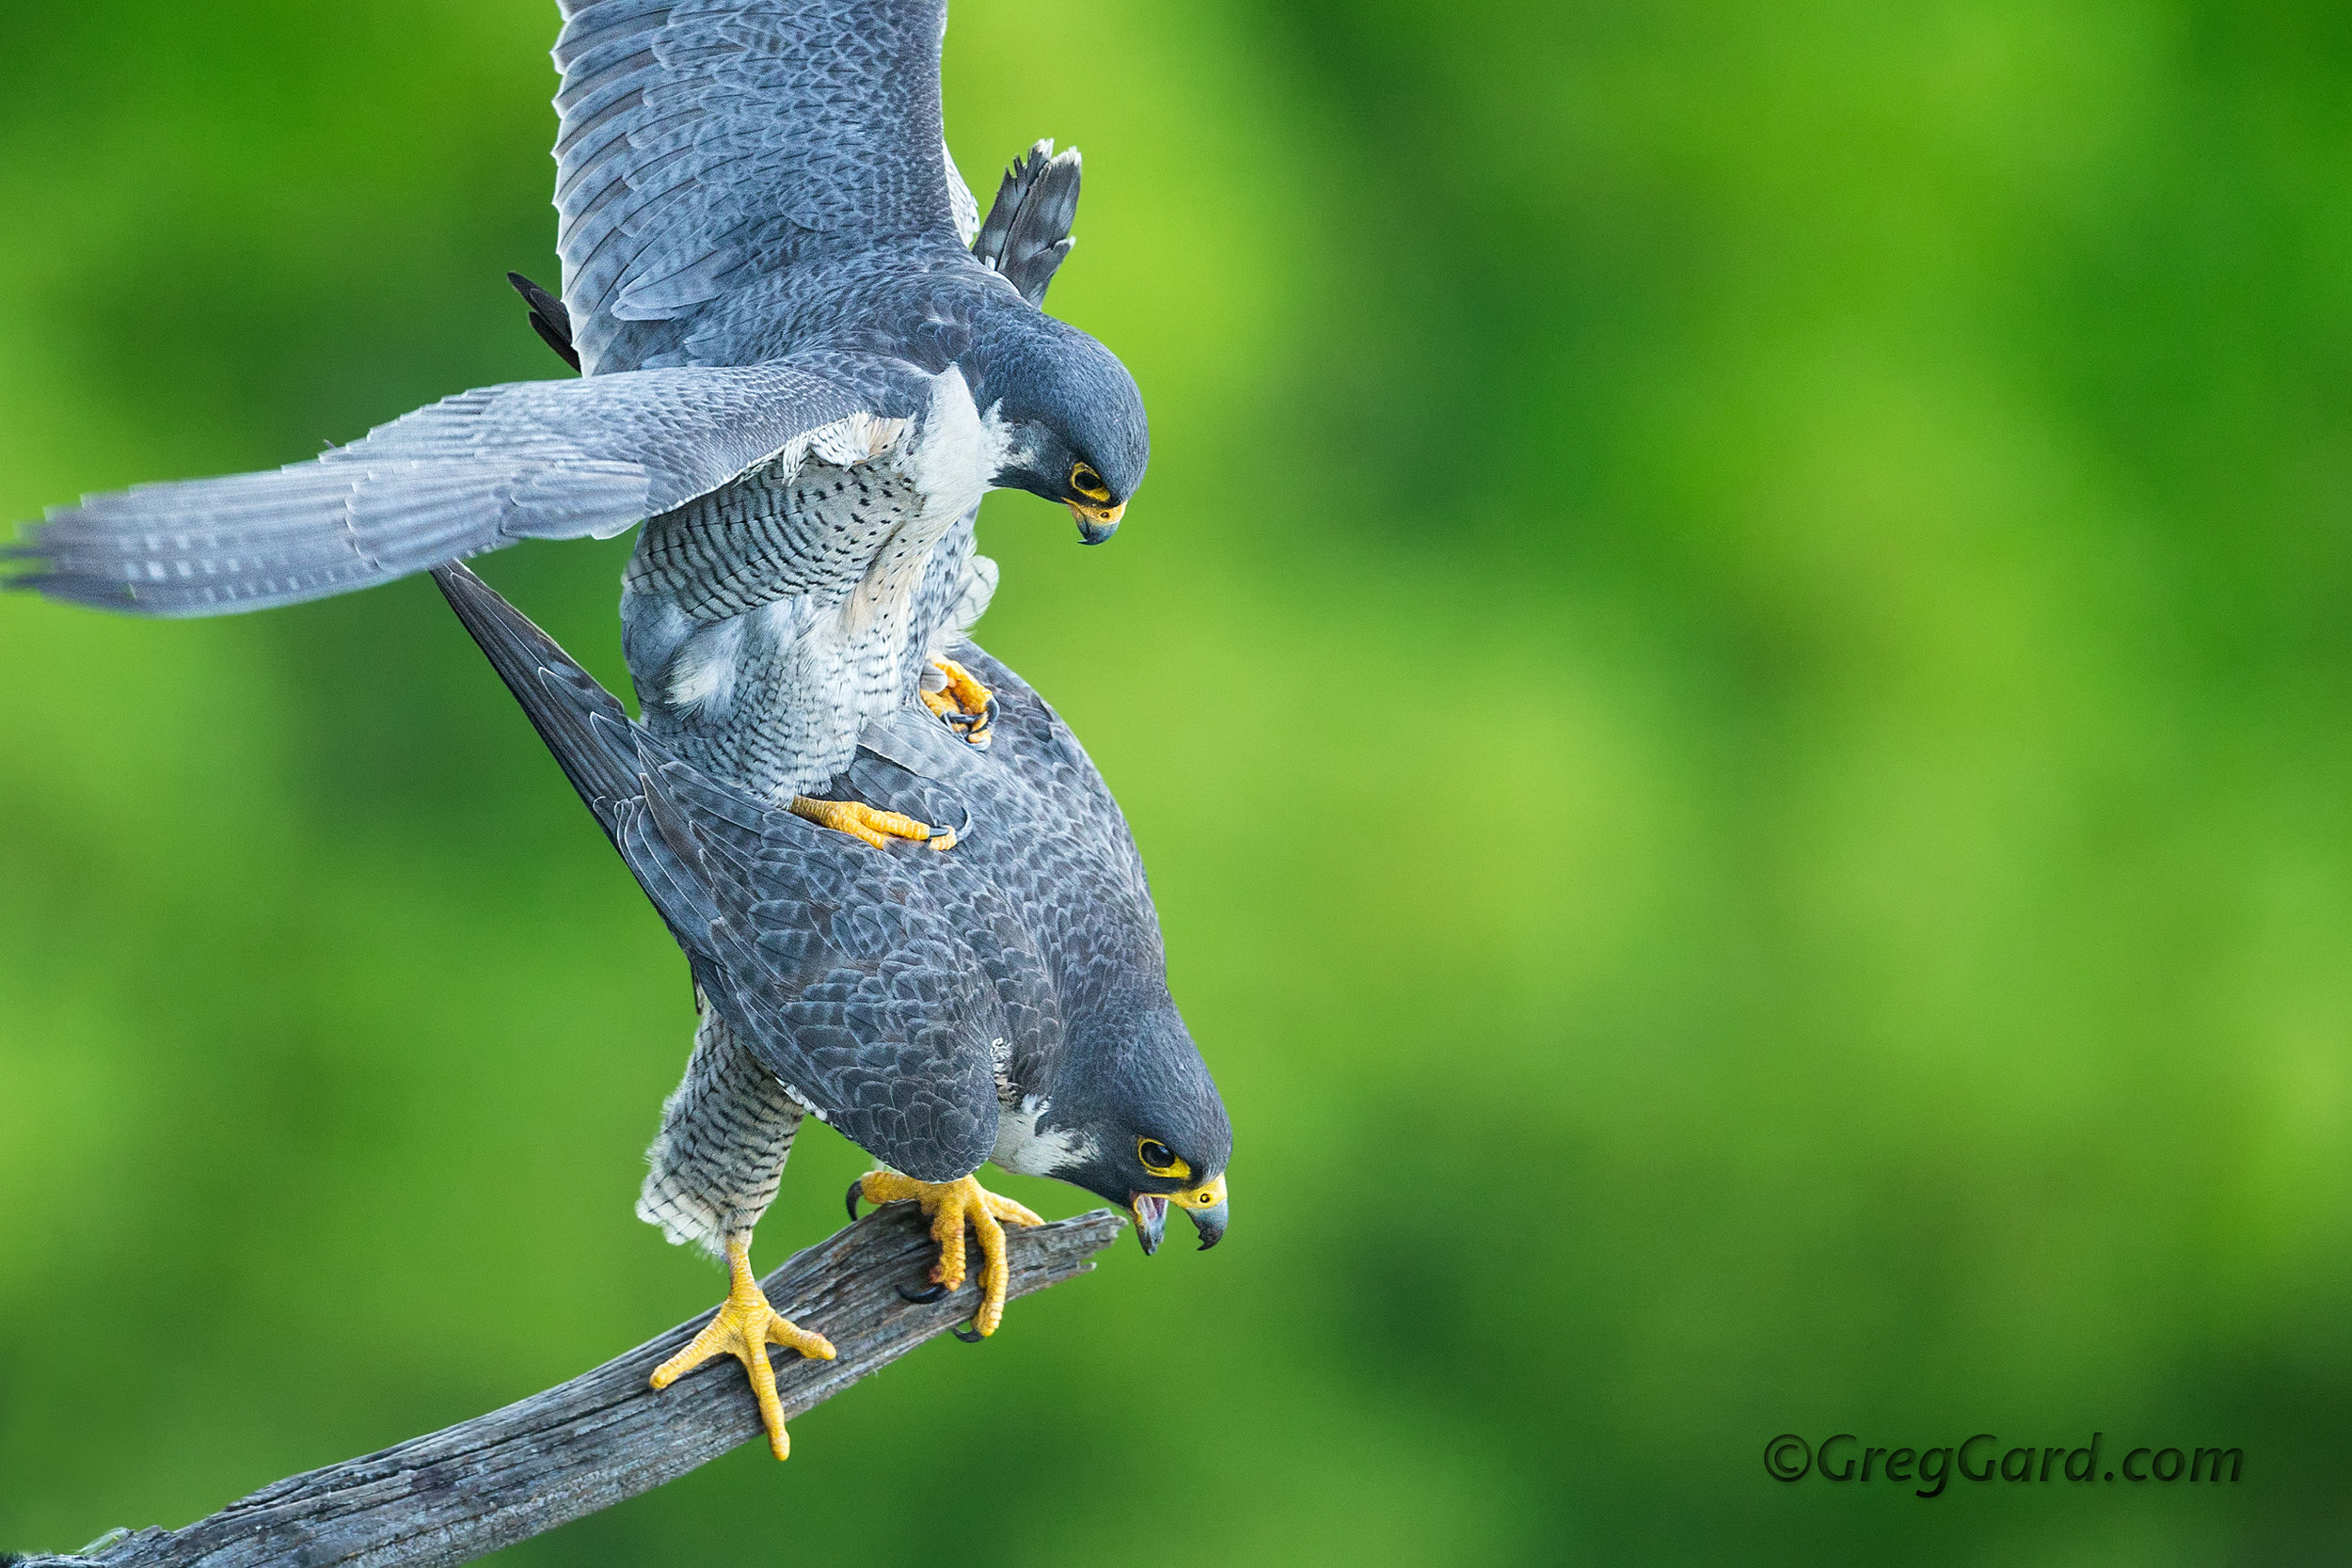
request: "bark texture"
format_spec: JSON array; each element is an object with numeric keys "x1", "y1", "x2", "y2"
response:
[{"x1": 9, "y1": 1207, "x2": 1123, "y2": 1568}]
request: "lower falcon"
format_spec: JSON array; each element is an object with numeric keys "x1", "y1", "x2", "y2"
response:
[{"x1": 435, "y1": 562, "x2": 1231, "y2": 1460}]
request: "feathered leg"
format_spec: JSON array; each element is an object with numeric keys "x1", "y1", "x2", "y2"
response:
[{"x1": 640, "y1": 1003, "x2": 834, "y2": 1460}]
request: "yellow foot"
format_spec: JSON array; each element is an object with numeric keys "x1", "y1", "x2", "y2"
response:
[
  {"x1": 855, "y1": 1171, "x2": 1042, "y2": 1337},
  {"x1": 918, "y1": 657, "x2": 996, "y2": 747},
  {"x1": 789, "y1": 795, "x2": 957, "y2": 852},
  {"x1": 649, "y1": 1238, "x2": 836, "y2": 1461}
]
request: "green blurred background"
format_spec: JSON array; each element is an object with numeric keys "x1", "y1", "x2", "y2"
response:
[{"x1": 3, "y1": 0, "x2": 2349, "y2": 1560}]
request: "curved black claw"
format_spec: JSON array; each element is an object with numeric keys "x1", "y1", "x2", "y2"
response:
[
  {"x1": 898, "y1": 1279, "x2": 949, "y2": 1305},
  {"x1": 924, "y1": 803, "x2": 977, "y2": 854},
  {"x1": 950, "y1": 1321, "x2": 986, "y2": 1343},
  {"x1": 846, "y1": 1180, "x2": 866, "y2": 1223},
  {"x1": 940, "y1": 694, "x2": 999, "y2": 750}
]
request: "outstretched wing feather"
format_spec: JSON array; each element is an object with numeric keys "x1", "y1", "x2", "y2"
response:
[
  {"x1": 551, "y1": 0, "x2": 964, "y2": 374},
  {"x1": 10, "y1": 361, "x2": 865, "y2": 616}
]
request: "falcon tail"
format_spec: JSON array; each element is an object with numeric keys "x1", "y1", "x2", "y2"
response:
[
  {"x1": 974, "y1": 140, "x2": 1081, "y2": 308},
  {"x1": 430, "y1": 562, "x2": 641, "y2": 834},
  {"x1": 508, "y1": 271, "x2": 582, "y2": 372}
]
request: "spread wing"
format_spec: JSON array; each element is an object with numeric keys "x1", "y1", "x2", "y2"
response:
[
  {"x1": 554, "y1": 0, "x2": 966, "y2": 375},
  {"x1": 8, "y1": 360, "x2": 869, "y2": 616},
  {"x1": 433, "y1": 561, "x2": 1002, "y2": 1180}
]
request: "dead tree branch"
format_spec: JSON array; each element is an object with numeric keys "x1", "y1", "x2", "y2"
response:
[{"x1": 10, "y1": 1207, "x2": 1123, "y2": 1568}]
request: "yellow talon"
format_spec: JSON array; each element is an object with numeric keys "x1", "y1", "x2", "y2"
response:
[
  {"x1": 919, "y1": 657, "x2": 995, "y2": 746},
  {"x1": 856, "y1": 1171, "x2": 1042, "y2": 1337},
  {"x1": 789, "y1": 795, "x2": 956, "y2": 852},
  {"x1": 649, "y1": 1238, "x2": 835, "y2": 1461}
]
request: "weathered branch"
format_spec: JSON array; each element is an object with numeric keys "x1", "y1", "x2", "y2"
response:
[{"x1": 10, "y1": 1208, "x2": 1124, "y2": 1568}]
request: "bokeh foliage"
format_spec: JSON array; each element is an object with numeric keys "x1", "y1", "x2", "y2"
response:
[{"x1": 4, "y1": 1, "x2": 2351, "y2": 1560}]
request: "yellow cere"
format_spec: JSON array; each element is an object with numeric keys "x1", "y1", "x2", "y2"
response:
[{"x1": 1171, "y1": 1173, "x2": 1228, "y2": 1211}]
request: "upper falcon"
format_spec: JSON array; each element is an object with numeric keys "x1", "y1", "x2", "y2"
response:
[{"x1": 6, "y1": 1, "x2": 1145, "y2": 816}]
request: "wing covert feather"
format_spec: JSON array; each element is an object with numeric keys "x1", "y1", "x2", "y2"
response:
[{"x1": 434, "y1": 563, "x2": 1002, "y2": 1176}]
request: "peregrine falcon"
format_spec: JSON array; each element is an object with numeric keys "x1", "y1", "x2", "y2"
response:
[
  {"x1": 6, "y1": 0, "x2": 1145, "y2": 850},
  {"x1": 435, "y1": 561, "x2": 1232, "y2": 1461}
]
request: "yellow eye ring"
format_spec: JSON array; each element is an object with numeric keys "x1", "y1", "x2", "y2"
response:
[
  {"x1": 1137, "y1": 1137, "x2": 1188, "y2": 1179},
  {"x1": 1070, "y1": 461, "x2": 1112, "y2": 503}
]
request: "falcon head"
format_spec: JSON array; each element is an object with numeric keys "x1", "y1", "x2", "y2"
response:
[
  {"x1": 1122, "y1": 1136, "x2": 1231, "y2": 1256},
  {"x1": 967, "y1": 307, "x2": 1149, "y2": 545},
  {"x1": 1038, "y1": 1006, "x2": 1231, "y2": 1253}
]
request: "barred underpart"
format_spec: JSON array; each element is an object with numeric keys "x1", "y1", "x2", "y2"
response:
[
  {"x1": 623, "y1": 414, "x2": 913, "y2": 622},
  {"x1": 638, "y1": 1003, "x2": 807, "y2": 1255}
]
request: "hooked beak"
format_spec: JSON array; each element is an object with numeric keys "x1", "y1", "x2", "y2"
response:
[
  {"x1": 1133, "y1": 1173, "x2": 1229, "y2": 1255},
  {"x1": 1069, "y1": 499, "x2": 1124, "y2": 545},
  {"x1": 1132, "y1": 1194, "x2": 1168, "y2": 1255}
]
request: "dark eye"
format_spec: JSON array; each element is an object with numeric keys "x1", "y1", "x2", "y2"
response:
[
  {"x1": 1070, "y1": 462, "x2": 1109, "y2": 501},
  {"x1": 1137, "y1": 1138, "x2": 1178, "y2": 1173}
]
